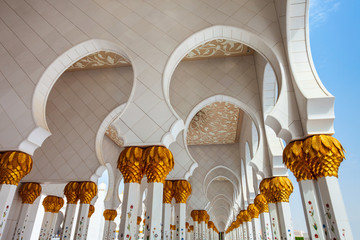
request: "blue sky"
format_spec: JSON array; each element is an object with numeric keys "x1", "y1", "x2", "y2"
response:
[{"x1": 289, "y1": 0, "x2": 360, "y2": 234}]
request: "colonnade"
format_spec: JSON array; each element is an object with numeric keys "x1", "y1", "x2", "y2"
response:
[
  {"x1": 224, "y1": 135, "x2": 352, "y2": 239},
  {"x1": 0, "y1": 134, "x2": 353, "y2": 239},
  {"x1": 190, "y1": 210, "x2": 219, "y2": 240}
]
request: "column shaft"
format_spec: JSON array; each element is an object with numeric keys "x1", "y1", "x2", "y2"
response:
[
  {"x1": 298, "y1": 180, "x2": 327, "y2": 239},
  {"x1": 200, "y1": 222, "x2": 206, "y2": 240},
  {"x1": 0, "y1": 184, "x2": 17, "y2": 239},
  {"x1": 103, "y1": 220, "x2": 110, "y2": 240},
  {"x1": 61, "y1": 203, "x2": 77, "y2": 239},
  {"x1": 162, "y1": 204, "x2": 171, "y2": 240},
  {"x1": 145, "y1": 183, "x2": 163, "y2": 240},
  {"x1": 251, "y1": 218, "x2": 261, "y2": 240},
  {"x1": 38, "y1": 212, "x2": 55, "y2": 240},
  {"x1": 276, "y1": 202, "x2": 294, "y2": 240},
  {"x1": 194, "y1": 222, "x2": 199, "y2": 240},
  {"x1": 175, "y1": 203, "x2": 186, "y2": 240},
  {"x1": 317, "y1": 176, "x2": 353, "y2": 239},
  {"x1": 268, "y1": 203, "x2": 280, "y2": 240},
  {"x1": 74, "y1": 204, "x2": 90, "y2": 240},
  {"x1": 119, "y1": 183, "x2": 141, "y2": 240},
  {"x1": 259, "y1": 212, "x2": 272, "y2": 240}
]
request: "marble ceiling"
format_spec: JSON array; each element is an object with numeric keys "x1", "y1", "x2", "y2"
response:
[{"x1": 187, "y1": 102, "x2": 243, "y2": 145}]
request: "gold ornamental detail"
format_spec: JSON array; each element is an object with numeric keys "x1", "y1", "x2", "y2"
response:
[
  {"x1": 42, "y1": 196, "x2": 64, "y2": 213},
  {"x1": 247, "y1": 204, "x2": 259, "y2": 219},
  {"x1": 186, "y1": 222, "x2": 189, "y2": 229},
  {"x1": 137, "y1": 216, "x2": 142, "y2": 225},
  {"x1": 205, "y1": 213, "x2": 209, "y2": 224},
  {"x1": 163, "y1": 180, "x2": 174, "y2": 204},
  {"x1": 184, "y1": 39, "x2": 253, "y2": 61},
  {"x1": 143, "y1": 146, "x2": 174, "y2": 183},
  {"x1": 0, "y1": 151, "x2": 33, "y2": 185},
  {"x1": 191, "y1": 210, "x2": 199, "y2": 222},
  {"x1": 259, "y1": 178, "x2": 272, "y2": 203},
  {"x1": 283, "y1": 140, "x2": 315, "y2": 181},
  {"x1": 198, "y1": 210, "x2": 207, "y2": 222},
  {"x1": 283, "y1": 135, "x2": 345, "y2": 181},
  {"x1": 239, "y1": 210, "x2": 251, "y2": 222},
  {"x1": 254, "y1": 194, "x2": 269, "y2": 213},
  {"x1": 303, "y1": 135, "x2": 345, "y2": 178},
  {"x1": 208, "y1": 221, "x2": 214, "y2": 229},
  {"x1": 268, "y1": 177, "x2": 293, "y2": 203},
  {"x1": 88, "y1": 205, "x2": 95, "y2": 218},
  {"x1": 18, "y1": 182, "x2": 41, "y2": 204},
  {"x1": 103, "y1": 209, "x2": 117, "y2": 221},
  {"x1": 190, "y1": 226, "x2": 194, "y2": 232},
  {"x1": 77, "y1": 181, "x2": 97, "y2": 204},
  {"x1": 173, "y1": 180, "x2": 192, "y2": 204},
  {"x1": 118, "y1": 147, "x2": 145, "y2": 184},
  {"x1": 64, "y1": 181, "x2": 79, "y2": 204}
]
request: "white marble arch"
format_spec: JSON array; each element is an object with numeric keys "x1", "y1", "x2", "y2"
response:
[
  {"x1": 162, "y1": 25, "x2": 302, "y2": 144},
  {"x1": 184, "y1": 95, "x2": 269, "y2": 178},
  {"x1": 23, "y1": 39, "x2": 136, "y2": 155},
  {"x1": 203, "y1": 166, "x2": 241, "y2": 199},
  {"x1": 286, "y1": 0, "x2": 335, "y2": 137}
]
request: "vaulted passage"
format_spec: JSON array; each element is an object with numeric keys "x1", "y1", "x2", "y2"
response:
[{"x1": 0, "y1": 0, "x2": 353, "y2": 240}]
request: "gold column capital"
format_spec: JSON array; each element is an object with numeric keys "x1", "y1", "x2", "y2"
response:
[
  {"x1": 103, "y1": 209, "x2": 117, "y2": 221},
  {"x1": 137, "y1": 216, "x2": 142, "y2": 225},
  {"x1": 143, "y1": 146, "x2": 174, "y2": 183},
  {"x1": 247, "y1": 204, "x2": 259, "y2": 219},
  {"x1": 303, "y1": 135, "x2": 345, "y2": 178},
  {"x1": 198, "y1": 210, "x2": 207, "y2": 222},
  {"x1": 88, "y1": 205, "x2": 95, "y2": 218},
  {"x1": 191, "y1": 210, "x2": 199, "y2": 222},
  {"x1": 163, "y1": 180, "x2": 174, "y2": 204},
  {"x1": 53, "y1": 197, "x2": 64, "y2": 213},
  {"x1": 77, "y1": 181, "x2": 97, "y2": 204},
  {"x1": 0, "y1": 151, "x2": 33, "y2": 185},
  {"x1": 173, "y1": 180, "x2": 192, "y2": 203},
  {"x1": 118, "y1": 147, "x2": 145, "y2": 184},
  {"x1": 283, "y1": 140, "x2": 315, "y2": 181},
  {"x1": 186, "y1": 222, "x2": 189, "y2": 229},
  {"x1": 42, "y1": 196, "x2": 64, "y2": 213},
  {"x1": 64, "y1": 181, "x2": 79, "y2": 204},
  {"x1": 259, "y1": 178, "x2": 272, "y2": 202},
  {"x1": 18, "y1": 182, "x2": 41, "y2": 204},
  {"x1": 254, "y1": 194, "x2": 269, "y2": 213},
  {"x1": 208, "y1": 221, "x2": 214, "y2": 229},
  {"x1": 239, "y1": 210, "x2": 251, "y2": 222},
  {"x1": 268, "y1": 176, "x2": 294, "y2": 203},
  {"x1": 190, "y1": 226, "x2": 194, "y2": 232}
]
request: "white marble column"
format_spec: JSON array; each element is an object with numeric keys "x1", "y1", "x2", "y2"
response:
[
  {"x1": 0, "y1": 152, "x2": 32, "y2": 240},
  {"x1": 298, "y1": 180, "x2": 326, "y2": 239},
  {"x1": 118, "y1": 183, "x2": 141, "y2": 240},
  {"x1": 259, "y1": 212, "x2": 271, "y2": 240},
  {"x1": 143, "y1": 146, "x2": 174, "y2": 240},
  {"x1": 136, "y1": 217, "x2": 142, "y2": 240},
  {"x1": 173, "y1": 180, "x2": 191, "y2": 240},
  {"x1": 103, "y1": 209, "x2": 117, "y2": 240},
  {"x1": 163, "y1": 204, "x2": 172, "y2": 240},
  {"x1": 62, "y1": 181, "x2": 79, "y2": 240},
  {"x1": 242, "y1": 223, "x2": 248, "y2": 240},
  {"x1": 145, "y1": 183, "x2": 163, "y2": 240},
  {"x1": 109, "y1": 221, "x2": 117, "y2": 240},
  {"x1": 251, "y1": 218, "x2": 261, "y2": 240},
  {"x1": 317, "y1": 176, "x2": 353, "y2": 239},
  {"x1": 200, "y1": 221, "x2": 206, "y2": 240},
  {"x1": 74, "y1": 181, "x2": 97, "y2": 240},
  {"x1": 84, "y1": 205, "x2": 94, "y2": 240},
  {"x1": 162, "y1": 180, "x2": 173, "y2": 240},
  {"x1": 12, "y1": 182, "x2": 41, "y2": 240},
  {"x1": 174, "y1": 204, "x2": 186, "y2": 240},
  {"x1": 39, "y1": 196, "x2": 64, "y2": 240},
  {"x1": 190, "y1": 211, "x2": 199, "y2": 240},
  {"x1": 268, "y1": 203, "x2": 280, "y2": 240},
  {"x1": 171, "y1": 225, "x2": 176, "y2": 240},
  {"x1": 39, "y1": 211, "x2": 54, "y2": 240},
  {"x1": 277, "y1": 202, "x2": 294, "y2": 240},
  {"x1": 0, "y1": 185, "x2": 17, "y2": 239}
]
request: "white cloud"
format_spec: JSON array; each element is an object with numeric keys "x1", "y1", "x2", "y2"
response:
[{"x1": 310, "y1": 0, "x2": 340, "y2": 28}]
